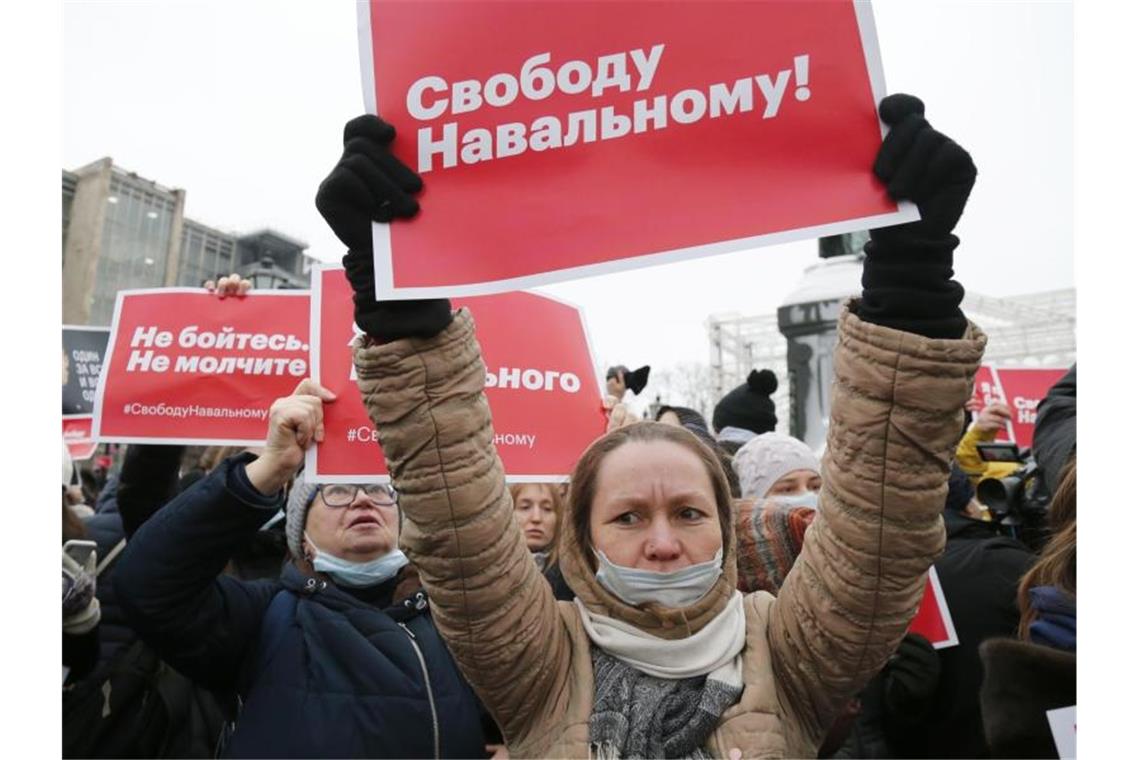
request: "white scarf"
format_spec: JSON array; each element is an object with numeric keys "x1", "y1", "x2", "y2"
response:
[{"x1": 574, "y1": 591, "x2": 746, "y2": 687}]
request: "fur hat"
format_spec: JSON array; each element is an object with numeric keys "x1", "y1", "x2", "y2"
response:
[
  {"x1": 285, "y1": 479, "x2": 320, "y2": 559},
  {"x1": 712, "y1": 369, "x2": 778, "y2": 435},
  {"x1": 732, "y1": 432, "x2": 820, "y2": 500}
]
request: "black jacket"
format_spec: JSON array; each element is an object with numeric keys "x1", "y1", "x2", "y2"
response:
[
  {"x1": 1032, "y1": 364, "x2": 1076, "y2": 496},
  {"x1": 114, "y1": 453, "x2": 487, "y2": 758},
  {"x1": 887, "y1": 511, "x2": 1035, "y2": 758}
]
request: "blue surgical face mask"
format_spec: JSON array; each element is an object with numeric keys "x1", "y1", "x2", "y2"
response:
[
  {"x1": 771, "y1": 491, "x2": 820, "y2": 510},
  {"x1": 594, "y1": 547, "x2": 723, "y2": 608},
  {"x1": 304, "y1": 532, "x2": 409, "y2": 588}
]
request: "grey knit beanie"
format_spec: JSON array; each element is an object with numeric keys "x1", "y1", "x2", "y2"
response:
[
  {"x1": 733, "y1": 432, "x2": 821, "y2": 500},
  {"x1": 285, "y1": 480, "x2": 320, "y2": 560}
]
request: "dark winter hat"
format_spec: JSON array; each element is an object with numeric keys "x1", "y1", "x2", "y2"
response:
[
  {"x1": 945, "y1": 463, "x2": 975, "y2": 514},
  {"x1": 712, "y1": 369, "x2": 778, "y2": 435},
  {"x1": 655, "y1": 405, "x2": 711, "y2": 435}
]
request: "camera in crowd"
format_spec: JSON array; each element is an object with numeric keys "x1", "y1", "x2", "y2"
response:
[{"x1": 975, "y1": 443, "x2": 1052, "y2": 551}]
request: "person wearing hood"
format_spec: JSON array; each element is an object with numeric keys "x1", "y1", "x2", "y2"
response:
[
  {"x1": 979, "y1": 460, "x2": 1076, "y2": 758},
  {"x1": 113, "y1": 367, "x2": 489, "y2": 758},
  {"x1": 316, "y1": 92, "x2": 985, "y2": 758}
]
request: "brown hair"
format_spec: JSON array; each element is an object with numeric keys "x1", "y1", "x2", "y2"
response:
[
  {"x1": 568, "y1": 422, "x2": 734, "y2": 569},
  {"x1": 1017, "y1": 458, "x2": 1076, "y2": 640},
  {"x1": 510, "y1": 482, "x2": 565, "y2": 567}
]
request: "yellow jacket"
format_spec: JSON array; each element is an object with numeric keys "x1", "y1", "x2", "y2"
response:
[{"x1": 956, "y1": 425, "x2": 1019, "y2": 485}]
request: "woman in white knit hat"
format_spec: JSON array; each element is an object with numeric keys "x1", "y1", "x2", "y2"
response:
[{"x1": 732, "y1": 432, "x2": 822, "y2": 508}]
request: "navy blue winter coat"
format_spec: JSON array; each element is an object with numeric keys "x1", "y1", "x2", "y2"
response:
[{"x1": 114, "y1": 453, "x2": 488, "y2": 758}]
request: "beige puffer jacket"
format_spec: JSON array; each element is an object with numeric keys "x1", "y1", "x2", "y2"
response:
[{"x1": 354, "y1": 303, "x2": 985, "y2": 758}]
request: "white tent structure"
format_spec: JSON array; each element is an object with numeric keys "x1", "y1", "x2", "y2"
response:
[{"x1": 706, "y1": 254, "x2": 1074, "y2": 440}]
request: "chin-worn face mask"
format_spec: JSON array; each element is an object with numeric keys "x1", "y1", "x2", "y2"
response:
[
  {"x1": 304, "y1": 532, "x2": 408, "y2": 588},
  {"x1": 594, "y1": 547, "x2": 724, "y2": 608},
  {"x1": 771, "y1": 491, "x2": 820, "y2": 510}
]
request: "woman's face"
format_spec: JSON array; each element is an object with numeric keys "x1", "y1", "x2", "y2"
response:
[
  {"x1": 304, "y1": 485, "x2": 399, "y2": 562},
  {"x1": 765, "y1": 469, "x2": 822, "y2": 498},
  {"x1": 514, "y1": 484, "x2": 558, "y2": 552},
  {"x1": 589, "y1": 440, "x2": 722, "y2": 572}
]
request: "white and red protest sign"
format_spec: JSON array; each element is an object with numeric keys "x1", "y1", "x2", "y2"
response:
[
  {"x1": 907, "y1": 567, "x2": 959, "y2": 650},
  {"x1": 63, "y1": 416, "x2": 97, "y2": 461},
  {"x1": 93, "y1": 289, "x2": 310, "y2": 445},
  {"x1": 306, "y1": 265, "x2": 606, "y2": 482},
  {"x1": 358, "y1": 0, "x2": 916, "y2": 298},
  {"x1": 971, "y1": 366, "x2": 1067, "y2": 448},
  {"x1": 1046, "y1": 705, "x2": 1076, "y2": 759}
]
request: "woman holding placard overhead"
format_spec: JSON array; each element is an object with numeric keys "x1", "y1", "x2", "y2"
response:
[{"x1": 315, "y1": 94, "x2": 985, "y2": 757}]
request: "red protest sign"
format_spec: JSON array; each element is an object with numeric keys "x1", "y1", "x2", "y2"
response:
[
  {"x1": 63, "y1": 416, "x2": 97, "y2": 461},
  {"x1": 307, "y1": 266, "x2": 606, "y2": 482},
  {"x1": 93, "y1": 289, "x2": 310, "y2": 445},
  {"x1": 993, "y1": 368, "x2": 1067, "y2": 450},
  {"x1": 908, "y1": 567, "x2": 959, "y2": 650},
  {"x1": 358, "y1": 0, "x2": 916, "y2": 298},
  {"x1": 971, "y1": 366, "x2": 1067, "y2": 448}
]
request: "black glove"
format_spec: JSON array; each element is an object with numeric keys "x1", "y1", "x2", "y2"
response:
[
  {"x1": 624, "y1": 365, "x2": 651, "y2": 396},
  {"x1": 315, "y1": 115, "x2": 453, "y2": 342},
  {"x1": 883, "y1": 632, "x2": 942, "y2": 726},
  {"x1": 856, "y1": 94, "x2": 975, "y2": 339}
]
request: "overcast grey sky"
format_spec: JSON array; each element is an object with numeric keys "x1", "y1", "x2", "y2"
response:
[{"x1": 63, "y1": 0, "x2": 1073, "y2": 408}]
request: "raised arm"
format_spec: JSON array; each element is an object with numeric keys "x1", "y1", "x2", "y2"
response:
[
  {"x1": 115, "y1": 374, "x2": 332, "y2": 692},
  {"x1": 316, "y1": 116, "x2": 573, "y2": 745},
  {"x1": 768, "y1": 95, "x2": 987, "y2": 748}
]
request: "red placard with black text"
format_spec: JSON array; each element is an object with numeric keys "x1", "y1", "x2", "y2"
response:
[
  {"x1": 359, "y1": 0, "x2": 916, "y2": 298},
  {"x1": 907, "y1": 567, "x2": 959, "y2": 650},
  {"x1": 971, "y1": 366, "x2": 1067, "y2": 448},
  {"x1": 93, "y1": 289, "x2": 310, "y2": 445},
  {"x1": 306, "y1": 265, "x2": 605, "y2": 482}
]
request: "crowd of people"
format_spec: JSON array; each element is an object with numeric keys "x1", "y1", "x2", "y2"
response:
[{"x1": 61, "y1": 93, "x2": 1077, "y2": 758}]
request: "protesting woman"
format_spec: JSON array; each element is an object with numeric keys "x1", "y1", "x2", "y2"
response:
[
  {"x1": 316, "y1": 94, "x2": 986, "y2": 757},
  {"x1": 113, "y1": 364, "x2": 490, "y2": 757}
]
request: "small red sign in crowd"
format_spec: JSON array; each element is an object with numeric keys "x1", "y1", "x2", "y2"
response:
[
  {"x1": 972, "y1": 365, "x2": 1068, "y2": 448},
  {"x1": 907, "y1": 567, "x2": 960, "y2": 650}
]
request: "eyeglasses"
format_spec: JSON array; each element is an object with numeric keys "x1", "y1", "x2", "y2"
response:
[{"x1": 318, "y1": 484, "x2": 397, "y2": 508}]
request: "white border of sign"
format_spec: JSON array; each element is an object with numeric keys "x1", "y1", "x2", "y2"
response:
[
  {"x1": 306, "y1": 263, "x2": 603, "y2": 484},
  {"x1": 358, "y1": 0, "x2": 919, "y2": 299},
  {"x1": 91, "y1": 287, "x2": 311, "y2": 447},
  {"x1": 927, "y1": 565, "x2": 960, "y2": 650},
  {"x1": 981, "y1": 364, "x2": 1020, "y2": 443}
]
